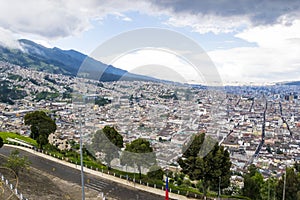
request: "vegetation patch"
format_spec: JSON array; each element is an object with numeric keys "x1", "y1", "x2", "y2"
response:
[{"x1": 0, "y1": 132, "x2": 37, "y2": 147}]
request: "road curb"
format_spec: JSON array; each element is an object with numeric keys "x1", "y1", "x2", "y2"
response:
[{"x1": 5, "y1": 144, "x2": 195, "y2": 200}]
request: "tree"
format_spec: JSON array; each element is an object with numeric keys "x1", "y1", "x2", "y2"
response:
[
  {"x1": 90, "y1": 126, "x2": 123, "y2": 169},
  {"x1": 174, "y1": 172, "x2": 185, "y2": 186},
  {"x1": 276, "y1": 167, "x2": 300, "y2": 200},
  {"x1": 102, "y1": 126, "x2": 124, "y2": 148},
  {"x1": 260, "y1": 177, "x2": 277, "y2": 200},
  {"x1": 0, "y1": 137, "x2": 3, "y2": 148},
  {"x1": 147, "y1": 165, "x2": 164, "y2": 180},
  {"x1": 295, "y1": 162, "x2": 300, "y2": 173},
  {"x1": 242, "y1": 165, "x2": 264, "y2": 200},
  {"x1": 5, "y1": 150, "x2": 30, "y2": 176},
  {"x1": 121, "y1": 138, "x2": 156, "y2": 179},
  {"x1": 266, "y1": 144, "x2": 272, "y2": 154},
  {"x1": 24, "y1": 111, "x2": 56, "y2": 148},
  {"x1": 182, "y1": 132, "x2": 205, "y2": 158},
  {"x1": 178, "y1": 134, "x2": 231, "y2": 197}
]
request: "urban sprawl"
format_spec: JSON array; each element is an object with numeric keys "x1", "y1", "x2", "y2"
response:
[{"x1": 0, "y1": 61, "x2": 299, "y2": 188}]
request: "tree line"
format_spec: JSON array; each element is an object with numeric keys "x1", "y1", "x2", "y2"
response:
[
  {"x1": 90, "y1": 126, "x2": 232, "y2": 197},
  {"x1": 243, "y1": 163, "x2": 300, "y2": 200}
]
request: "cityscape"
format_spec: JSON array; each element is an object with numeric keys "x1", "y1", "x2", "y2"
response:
[
  {"x1": 1, "y1": 60, "x2": 300, "y2": 199},
  {"x1": 0, "y1": 1, "x2": 300, "y2": 200}
]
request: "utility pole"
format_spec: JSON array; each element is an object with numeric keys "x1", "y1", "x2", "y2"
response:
[
  {"x1": 282, "y1": 167, "x2": 286, "y2": 200},
  {"x1": 218, "y1": 176, "x2": 221, "y2": 200},
  {"x1": 133, "y1": 162, "x2": 136, "y2": 185},
  {"x1": 268, "y1": 179, "x2": 270, "y2": 200},
  {"x1": 78, "y1": 109, "x2": 85, "y2": 200}
]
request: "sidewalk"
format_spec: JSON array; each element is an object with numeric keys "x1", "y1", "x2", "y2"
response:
[{"x1": 6, "y1": 144, "x2": 196, "y2": 200}]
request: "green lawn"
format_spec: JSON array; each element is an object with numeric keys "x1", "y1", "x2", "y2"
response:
[{"x1": 0, "y1": 132, "x2": 37, "y2": 146}]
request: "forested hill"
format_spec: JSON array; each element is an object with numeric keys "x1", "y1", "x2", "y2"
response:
[{"x1": 0, "y1": 39, "x2": 157, "y2": 82}]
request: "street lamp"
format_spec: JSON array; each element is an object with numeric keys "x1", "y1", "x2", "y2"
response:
[
  {"x1": 282, "y1": 167, "x2": 286, "y2": 200},
  {"x1": 218, "y1": 176, "x2": 221, "y2": 200},
  {"x1": 133, "y1": 162, "x2": 136, "y2": 183},
  {"x1": 80, "y1": 116, "x2": 85, "y2": 200},
  {"x1": 76, "y1": 110, "x2": 85, "y2": 200}
]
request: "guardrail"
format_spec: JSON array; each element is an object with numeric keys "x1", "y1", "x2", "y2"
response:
[
  {"x1": 0, "y1": 173, "x2": 28, "y2": 200},
  {"x1": 6, "y1": 138, "x2": 34, "y2": 149},
  {"x1": 5, "y1": 140, "x2": 204, "y2": 199},
  {"x1": 4, "y1": 140, "x2": 247, "y2": 200}
]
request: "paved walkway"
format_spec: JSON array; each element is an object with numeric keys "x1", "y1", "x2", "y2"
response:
[{"x1": 6, "y1": 144, "x2": 196, "y2": 200}]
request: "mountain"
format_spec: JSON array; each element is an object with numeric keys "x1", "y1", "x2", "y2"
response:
[
  {"x1": 0, "y1": 39, "x2": 157, "y2": 82},
  {"x1": 283, "y1": 81, "x2": 300, "y2": 86},
  {"x1": 276, "y1": 81, "x2": 300, "y2": 86}
]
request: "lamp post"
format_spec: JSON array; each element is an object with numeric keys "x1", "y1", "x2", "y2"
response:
[
  {"x1": 268, "y1": 178, "x2": 270, "y2": 200},
  {"x1": 282, "y1": 167, "x2": 286, "y2": 200},
  {"x1": 76, "y1": 109, "x2": 85, "y2": 200},
  {"x1": 133, "y1": 162, "x2": 136, "y2": 183},
  {"x1": 0, "y1": 119, "x2": 3, "y2": 131},
  {"x1": 218, "y1": 176, "x2": 221, "y2": 200},
  {"x1": 79, "y1": 116, "x2": 85, "y2": 200}
]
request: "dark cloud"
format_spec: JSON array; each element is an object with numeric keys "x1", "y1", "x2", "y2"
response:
[
  {"x1": 0, "y1": 0, "x2": 299, "y2": 43},
  {"x1": 150, "y1": 0, "x2": 300, "y2": 25}
]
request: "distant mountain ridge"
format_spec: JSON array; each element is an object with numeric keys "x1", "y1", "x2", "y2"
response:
[
  {"x1": 0, "y1": 39, "x2": 157, "y2": 82},
  {"x1": 276, "y1": 81, "x2": 300, "y2": 86}
]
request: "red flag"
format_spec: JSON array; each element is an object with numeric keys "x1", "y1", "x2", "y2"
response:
[{"x1": 165, "y1": 176, "x2": 169, "y2": 200}]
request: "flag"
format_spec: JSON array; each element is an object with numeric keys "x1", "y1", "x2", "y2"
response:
[{"x1": 165, "y1": 176, "x2": 169, "y2": 200}]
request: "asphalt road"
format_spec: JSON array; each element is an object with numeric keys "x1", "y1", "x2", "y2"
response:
[{"x1": 0, "y1": 146, "x2": 164, "y2": 200}]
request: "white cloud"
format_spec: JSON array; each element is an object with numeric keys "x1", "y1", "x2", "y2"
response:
[
  {"x1": 208, "y1": 19, "x2": 300, "y2": 84},
  {"x1": 0, "y1": 27, "x2": 21, "y2": 48},
  {"x1": 0, "y1": 0, "x2": 152, "y2": 44},
  {"x1": 166, "y1": 13, "x2": 250, "y2": 34},
  {"x1": 122, "y1": 17, "x2": 132, "y2": 22},
  {"x1": 0, "y1": 1, "x2": 89, "y2": 38},
  {"x1": 236, "y1": 18, "x2": 300, "y2": 48},
  {"x1": 110, "y1": 12, "x2": 132, "y2": 22},
  {"x1": 111, "y1": 49, "x2": 206, "y2": 84},
  {"x1": 0, "y1": 0, "x2": 299, "y2": 42}
]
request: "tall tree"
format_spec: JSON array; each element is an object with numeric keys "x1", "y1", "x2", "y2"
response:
[
  {"x1": 5, "y1": 150, "x2": 30, "y2": 176},
  {"x1": 260, "y1": 177, "x2": 277, "y2": 200},
  {"x1": 0, "y1": 137, "x2": 3, "y2": 148},
  {"x1": 120, "y1": 138, "x2": 156, "y2": 179},
  {"x1": 276, "y1": 167, "x2": 300, "y2": 200},
  {"x1": 178, "y1": 134, "x2": 231, "y2": 196},
  {"x1": 102, "y1": 126, "x2": 124, "y2": 148},
  {"x1": 295, "y1": 162, "x2": 300, "y2": 173},
  {"x1": 182, "y1": 132, "x2": 205, "y2": 158},
  {"x1": 147, "y1": 165, "x2": 164, "y2": 180},
  {"x1": 24, "y1": 111, "x2": 56, "y2": 148},
  {"x1": 90, "y1": 126, "x2": 123, "y2": 169},
  {"x1": 242, "y1": 165, "x2": 264, "y2": 200}
]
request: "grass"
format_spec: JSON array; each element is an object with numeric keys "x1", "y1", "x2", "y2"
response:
[
  {"x1": 0, "y1": 132, "x2": 37, "y2": 146},
  {"x1": 42, "y1": 144, "x2": 106, "y2": 170}
]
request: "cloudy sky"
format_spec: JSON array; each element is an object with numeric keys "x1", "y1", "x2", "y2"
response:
[{"x1": 0, "y1": 0, "x2": 299, "y2": 85}]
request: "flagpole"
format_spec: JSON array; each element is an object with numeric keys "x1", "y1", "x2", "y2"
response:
[{"x1": 165, "y1": 169, "x2": 169, "y2": 200}]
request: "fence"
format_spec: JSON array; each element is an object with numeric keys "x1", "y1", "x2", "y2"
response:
[
  {"x1": 0, "y1": 173, "x2": 28, "y2": 200},
  {"x1": 5, "y1": 141, "x2": 246, "y2": 200},
  {"x1": 5, "y1": 140, "x2": 207, "y2": 199}
]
